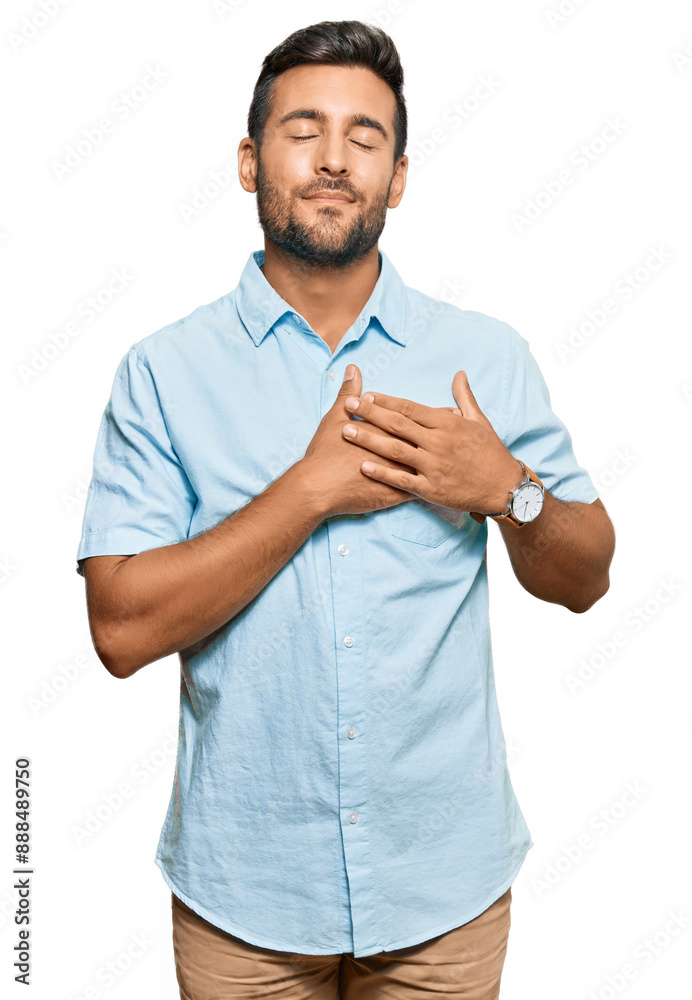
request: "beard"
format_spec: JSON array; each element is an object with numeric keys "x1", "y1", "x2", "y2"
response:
[{"x1": 255, "y1": 155, "x2": 392, "y2": 270}]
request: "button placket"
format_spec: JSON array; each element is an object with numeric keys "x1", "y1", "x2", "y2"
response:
[{"x1": 326, "y1": 519, "x2": 379, "y2": 954}]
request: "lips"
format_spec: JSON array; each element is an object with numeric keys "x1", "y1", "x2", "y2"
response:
[{"x1": 305, "y1": 192, "x2": 354, "y2": 203}]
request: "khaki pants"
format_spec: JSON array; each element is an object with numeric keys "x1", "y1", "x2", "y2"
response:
[{"x1": 171, "y1": 886, "x2": 512, "y2": 999}]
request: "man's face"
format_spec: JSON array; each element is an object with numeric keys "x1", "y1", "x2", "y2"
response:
[{"x1": 247, "y1": 64, "x2": 407, "y2": 269}]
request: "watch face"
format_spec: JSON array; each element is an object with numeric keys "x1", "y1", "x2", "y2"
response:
[{"x1": 512, "y1": 483, "x2": 544, "y2": 522}]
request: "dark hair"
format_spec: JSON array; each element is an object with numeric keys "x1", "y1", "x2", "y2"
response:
[{"x1": 247, "y1": 20, "x2": 407, "y2": 165}]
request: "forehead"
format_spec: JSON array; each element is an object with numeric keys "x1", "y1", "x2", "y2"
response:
[{"x1": 268, "y1": 64, "x2": 396, "y2": 129}]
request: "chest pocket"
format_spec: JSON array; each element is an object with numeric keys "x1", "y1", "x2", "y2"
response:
[{"x1": 387, "y1": 499, "x2": 467, "y2": 547}]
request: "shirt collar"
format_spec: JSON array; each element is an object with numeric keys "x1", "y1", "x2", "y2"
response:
[{"x1": 235, "y1": 248, "x2": 408, "y2": 348}]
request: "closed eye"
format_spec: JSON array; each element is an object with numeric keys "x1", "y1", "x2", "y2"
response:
[{"x1": 291, "y1": 136, "x2": 373, "y2": 150}]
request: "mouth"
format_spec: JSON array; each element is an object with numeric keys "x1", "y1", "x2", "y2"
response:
[{"x1": 305, "y1": 193, "x2": 354, "y2": 204}]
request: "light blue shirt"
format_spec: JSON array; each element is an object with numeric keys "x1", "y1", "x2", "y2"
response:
[{"x1": 76, "y1": 248, "x2": 599, "y2": 957}]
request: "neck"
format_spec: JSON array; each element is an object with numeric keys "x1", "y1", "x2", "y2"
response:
[{"x1": 260, "y1": 241, "x2": 381, "y2": 353}]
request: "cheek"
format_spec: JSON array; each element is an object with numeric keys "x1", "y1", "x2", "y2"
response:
[
  {"x1": 361, "y1": 174, "x2": 393, "y2": 208},
  {"x1": 261, "y1": 150, "x2": 311, "y2": 197}
]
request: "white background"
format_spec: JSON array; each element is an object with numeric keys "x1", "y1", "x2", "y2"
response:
[{"x1": 3, "y1": 0, "x2": 691, "y2": 997}]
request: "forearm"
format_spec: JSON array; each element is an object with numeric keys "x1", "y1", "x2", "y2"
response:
[
  {"x1": 98, "y1": 461, "x2": 326, "y2": 678},
  {"x1": 496, "y1": 490, "x2": 614, "y2": 613}
]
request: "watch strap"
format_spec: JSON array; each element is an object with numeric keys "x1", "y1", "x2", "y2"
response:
[{"x1": 469, "y1": 461, "x2": 544, "y2": 527}]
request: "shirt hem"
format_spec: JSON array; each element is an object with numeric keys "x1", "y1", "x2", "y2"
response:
[
  {"x1": 156, "y1": 856, "x2": 347, "y2": 956},
  {"x1": 156, "y1": 839, "x2": 533, "y2": 959},
  {"x1": 552, "y1": 485, "x2": 599, "y2": 504},
  {"x1": 356, "y1": 840, "x2": 533, "y2": 956}
]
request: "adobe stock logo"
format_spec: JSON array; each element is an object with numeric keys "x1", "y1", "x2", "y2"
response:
[
  {"x1": 178, "y1": 158, "x2": 239, "y2": 223},
  {"x1": 406, "y1": 74, "x2": 502, "y2": 174},
  {"x1": 510, "y1": 116, "x2": 628, "y2": 233},
  {"x1": 531, "y1": 780, "x2": 647, "y2": 897},
  {"x1": 564, "y1": 578, "x2": 683, "y2": 695},
  {"x1": 587, "y1": 909, "x2": 692, "y2": 999},
  {"x1": 17, "y1": 268, "x2": 134, "y2": 385},
  {"x1": 51, "y1": 66, "x2": 169, "y2": 180},
  {"x1": 554, "y1": 246, "x2": 672, "y2": 361},
  {"x1": 7, "y1": 0, "x2": 73, "y2": 53},
  {"x1": 591, "y1": 448, "x2": 637, "y2": 497},
  {"x1": 671, "y1": 33, "x2": 692, "y2": 72},
  {"x1": 544, "y1": 0, "x2": 591, "y2": 30},
  {"x1": 212, "y1": 0, "x2": 245, "y2": 18}
]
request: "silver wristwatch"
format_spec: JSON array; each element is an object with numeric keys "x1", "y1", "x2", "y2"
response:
[{"x1": 489, "y1": 460, "x2": 545, "y2": 527}]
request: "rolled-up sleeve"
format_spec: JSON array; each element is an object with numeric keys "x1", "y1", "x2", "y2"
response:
[
  {"x1": 500, "y1": 326, "x2": 599, "y2": 504},
  {"x1": 75, "y1": 347, "x2": 197, "y2": 577}
]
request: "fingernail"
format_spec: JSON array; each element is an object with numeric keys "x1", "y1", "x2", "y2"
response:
[{"x1": 344, "y1": 365, "x2": 354, "y2": 380}]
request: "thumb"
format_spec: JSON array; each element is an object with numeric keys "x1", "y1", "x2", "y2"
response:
[
  {"x1": 452, "y1": 369, "x2": 478, "y2": 418},
  {"x1": 337, "y1": 362, "x2": 362, "y2": 405}
]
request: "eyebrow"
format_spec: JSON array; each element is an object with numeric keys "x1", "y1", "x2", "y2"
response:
[{"x1": 276, "y1": 109, "x2": 389, "y2": 142}]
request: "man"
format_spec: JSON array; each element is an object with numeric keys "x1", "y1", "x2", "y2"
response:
[{"x1": 76, "y1": 19, "x2": 615, "y2": 1000}]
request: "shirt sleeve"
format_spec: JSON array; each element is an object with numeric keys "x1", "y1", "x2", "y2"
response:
[
  {"x1": 75, "y1": 346, "x2": 197, "y2": 577},
  {"x1": 500, "y1": 326, "x2": 599, "y2": 504}
]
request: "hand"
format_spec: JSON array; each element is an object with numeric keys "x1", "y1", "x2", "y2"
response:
[
  {"x1": 298, "y1": 363, "x2": 421, "y2": 518},
  {"x1": 340, "y1": 368, "x2": 522, "y2": 518}
]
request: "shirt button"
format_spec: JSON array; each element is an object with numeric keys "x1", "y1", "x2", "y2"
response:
[
  {"x1": 343, "y1": 636, "x2": 355, "y2": 647},
  {"x1": 348, "y1": 812, "x2": 359, "y2": 823},
  {"x1": 327, "y1": 370, "x2": 337, "y2": 380},
  {"x1": 292, "y1": 313, "x2": 301, "y2": 324},
  {"x1": 338, "y1": 544, "x2": 349, "y2": 556},
  {"x1": 347, "y1": 727, "x2": 357, "y2": 739}
]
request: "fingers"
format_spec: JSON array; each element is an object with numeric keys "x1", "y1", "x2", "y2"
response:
[
  {"x1": 337, "y1": 363, "x2": 362, "y2": 406},
  {"x1": 342, "y1": 417, "x2": 424, "y2": 475},
  {"x1": 347, "y1": 391, "x2": 440, "y2": 430},
  {"x1": 360, "y1": 459, "x2": 426, "y2": 496},
  {"x1": 343, "y1": 393, "x2": 430, "y2": 447}
]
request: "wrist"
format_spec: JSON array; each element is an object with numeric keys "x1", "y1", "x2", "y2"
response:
[
  {"x1": 291, "y1": 458, "x2": 333, "y2": 522},
  {"x1": 483, "y1": 456, "x2": 524, "y2": 517}
]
